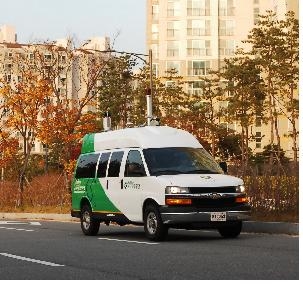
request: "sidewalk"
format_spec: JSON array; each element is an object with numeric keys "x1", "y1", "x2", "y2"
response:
[{"x1": 0, "y1": 213, "x2": 299, "y2": 235}]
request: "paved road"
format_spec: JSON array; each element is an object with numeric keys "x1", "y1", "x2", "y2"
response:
[{"x1": 0, "y1": 220, "x2": 299, "y2": 280}]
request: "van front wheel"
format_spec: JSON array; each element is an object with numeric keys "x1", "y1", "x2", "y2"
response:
[
  {"x1": 144, "y1": 204, "x2": 168, "y2": 241},
  {"x1": 80, "y1": 204, "x2": 100, "y2": 236},
  {"x1": 218, "y1": 221, "x2": 242, "y2": 238}
]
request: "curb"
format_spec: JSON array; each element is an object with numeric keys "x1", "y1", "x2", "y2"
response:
[
  {"x1": 243, "y1": 221, "x2": 299, "y2": 235},
  {"x1": 0, "y1": 213, "x2": 299, "y2": 235},
  {"x1": 0, "y1": 213, "x2": 77, "y2": 222}
]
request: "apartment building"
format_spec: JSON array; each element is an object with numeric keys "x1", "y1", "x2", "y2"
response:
[
  {"x1": 0, "y1": 25, "x2": 17, "y2": 43},
  {"x1": 0, "y1": 26, "x2": 110, "y2": 154},
  {"x1": 146, "y1": 0, "x2": 299, "y2": 159}
]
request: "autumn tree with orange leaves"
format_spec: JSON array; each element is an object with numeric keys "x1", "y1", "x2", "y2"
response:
[
  {"x1": 0, "y1": 72, "x2": 52, "y2": 205},
  {"x1": 0, "y1": 129, "x2": 19, "y2": 177},
  {"x1": 22, "y1": 40, "x2": 111, "y2": 187},
  {"x1": 0, "y1": 103, "x2": 19, "y2": 173}
]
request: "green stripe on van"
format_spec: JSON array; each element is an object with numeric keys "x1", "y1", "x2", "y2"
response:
[{"x1": 81, "y1": 133, "x2": 95, "y2": 154}]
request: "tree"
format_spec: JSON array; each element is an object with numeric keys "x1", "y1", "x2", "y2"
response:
[
  {"x1": 97, "y1": 55, "x2": 137, "y2": 128},
  {"x1": 0, "y1": 72, "x2": 52, "y2": 205},
  {"x1": 156, "y1": 69, "x2": 187, "y2": 127},
  {"x1": 22, "y1": 40, "x2": 112, "y2": 187},
  {"x1": 186, "y1": 72, "x2": 224, "y2": 156},
  {"x1": 276, "y1": 12, "x2": 299, "y2": 162},
  {"x1": 0, "y1": 129, "x2": 19, "y2": 178},
  {"x1": 221, "y1": 55, "x2": 264, "y2": 173},
  {"x1": 250, "y1": 144, "x2": 290, "y2": 175},
  {"x1": 217, "y1": 128, "x2": 242, "y2": 161},
  {"x1": 244, "y1": 10, "x2": 299, "y2": 164}
]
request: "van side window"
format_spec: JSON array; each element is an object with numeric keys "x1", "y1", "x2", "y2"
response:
[
  {"x1": 125, "y1": 150, "x2": 146, "y2": 177},
  {"x1": 108, "y1": 151, "x2": 124, "y2": 177},
  {"x1": 75, "y1": 154, "x2": 100, "y2": 179},
  {"x1": 97, "y1": 152, "x2": 110, "y2": 178}
]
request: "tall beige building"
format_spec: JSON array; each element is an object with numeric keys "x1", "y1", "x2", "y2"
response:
[{"x1": 146, "y1": 0, "x2": 299, "y2": 159}]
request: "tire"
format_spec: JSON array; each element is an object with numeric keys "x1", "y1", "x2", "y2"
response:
[
  {"x1": 218, "y1": 221, "x2": 242, "y2": 238},
  {"x1": 80, "y1": 204, "x2": 100, "y2": 236},
  {"x1": 144, "y1": 204, "x2": 168, "y2": 241}
]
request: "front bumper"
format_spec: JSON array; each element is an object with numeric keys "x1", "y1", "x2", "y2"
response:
[{"x1": 160, "y1": 205, "x2": 251, "y2": 225}]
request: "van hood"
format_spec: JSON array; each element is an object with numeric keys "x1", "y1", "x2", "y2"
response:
[{"x1": 156, "y1": 174, "x2": 243, "y2": 188}]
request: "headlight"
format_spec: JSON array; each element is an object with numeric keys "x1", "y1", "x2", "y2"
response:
[
  {"x1": 165, "y1": 186, "x2": 189, "y2": 194},
  {"x1": 236, "y1": 185, "x2": 246, "y2": 193}
]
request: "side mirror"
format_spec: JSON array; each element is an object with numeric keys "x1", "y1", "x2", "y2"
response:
[{"x1": 219, "y1": 162, "x2": 228, "y2": 174}]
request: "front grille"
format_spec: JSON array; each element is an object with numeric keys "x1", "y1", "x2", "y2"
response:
[
  {"x1": 189, "y1": 187, "x2": 236, "y2": 194},
  {"x1": 191, "y1": 197, "x2": 237, "y2": 208}
]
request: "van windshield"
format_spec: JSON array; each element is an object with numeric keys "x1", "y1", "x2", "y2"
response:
[{"x1": 143, "y1": 147, "x2": 223, "y2": 176}]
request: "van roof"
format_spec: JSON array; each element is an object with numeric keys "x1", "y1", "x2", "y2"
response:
[{"x1": 81, "y1": 126, "x2": 202, "y2": 154}]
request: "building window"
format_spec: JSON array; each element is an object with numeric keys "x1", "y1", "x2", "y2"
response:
[
  {"x1": 187, "y1": 0, "x2": 210, "y2": 16},
  {"x1": 152, "y1": 24, "x2": 159, "y2": 40},
  {"x1": 255, "y1": 116, "x2": 262, "y2": 127},
  {"x1": 59, "y1": 55, "x2": 66, "y2": 64},
  {"x1": 187, "y1": 39, "x2": 211, "y2": 56},
  {"x1": 219, "y1": 0, "x2": 235, "y2": 16},
  {"x1": 187, "y1": 80, "x2": 204, "y2": 96},
  {"x1": 152, "y1": 5, "x2": 159, "y2": 20},
  {"x1": 166, "y1": 61, "x2": 180, "y2": 74},
  {"x1": 219, "y1": 39, "x2": 235, "y2": 56},
  {"x1": 152, "y1": 63, "x2": 159, "y2": 77},
  {"x1": 167, "y1": 0, "x2": 181, "y2": 17},
  {"x1": 167, "y1": 21, "x2": 180, "y2": 37},
  {"x1": 188, "y1": 60, "x2": 211, "y2": 76},
  {"x1": 187, "y1": 19, "x2": 211, "y2": 36},
  {"x1": 219, "y1": 20, "x2": 235, "y2": 36},
  {"x1": 151, "y1": 44, "x2": 159, "y2": 59},
  {"x1": 5, "y1": 74, "x2": 11, "y2": 82},
  {"x1": 28, "y1": 53, "x2": 34, "y2": 61},
  {"x1": 167, "y1": 41, "x2": 179, "y2": 57},
  {"x1": 255, "y1": 131, "x2": 262, "y2": 148},
  {"x1": 44, "y1": 54, "x2": 52, "y2": 61},
  {"x1": 254, "y1": 8, "x2": 260, "y2": 24}
]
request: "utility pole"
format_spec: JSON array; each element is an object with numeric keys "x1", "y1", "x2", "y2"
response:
[{"x1": 146, "y1": 49, "x2": 153, "y2": 126}]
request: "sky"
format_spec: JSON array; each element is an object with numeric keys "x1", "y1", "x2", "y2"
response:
[{"x1": 0, "y1": 0, "x2": 146, "y2": 54}]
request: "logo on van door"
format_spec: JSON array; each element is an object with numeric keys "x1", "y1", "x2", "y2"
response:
[
  {"x1": 73, "y1": 180, "x2": 86, "y2": 193},
  {"x1": 124, "y1": 180, "x2": 141, "y2": 190}
]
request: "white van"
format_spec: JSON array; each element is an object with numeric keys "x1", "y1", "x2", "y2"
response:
[{"x1": 71, "y1": 126, "x2": 251, "y2": 241}]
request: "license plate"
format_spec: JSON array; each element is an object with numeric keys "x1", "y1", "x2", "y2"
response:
[{"x1": 211, "y1": 212, "x2": 226, "y2": 222}]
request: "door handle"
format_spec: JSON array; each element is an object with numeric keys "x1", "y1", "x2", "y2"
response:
[
  {"x1": 121, "y1": 179, "x2": 123, "y2": 189},
  {"x1": 106, "y1": 180, "x2": 108, "y2": 189}
]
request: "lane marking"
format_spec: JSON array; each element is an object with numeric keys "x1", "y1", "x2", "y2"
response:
[
  {"x1": 0, "y1": 227, "x2": 34, "y2": 232},
  {"x1": 98, "y1": 237, "x2": 159, "y2": 245},
  {"x1": 0, "y1": 253, "x2": 65, "y2": 267},
  {"x1": 28, "y1": 222, "x2": 41, "y2": 226},
  {"x1": 0, "y1": 221, "x2": 41, "y2": 226}
]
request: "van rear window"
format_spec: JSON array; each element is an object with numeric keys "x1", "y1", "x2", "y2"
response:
[
  {"x1": 97, "y1": 152, "x2": 110, "y2": 178},
  {"x1": 75, "y1": 154, "x2": 100, "y2": 179}
]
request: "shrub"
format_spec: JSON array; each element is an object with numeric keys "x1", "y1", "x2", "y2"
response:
[{"x1": 0, "y1": 173, "x2": 70, "y2": 212}]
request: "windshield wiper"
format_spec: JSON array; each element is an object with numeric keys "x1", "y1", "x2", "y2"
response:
[
  {"x1": 184, "y1": 169, "x2": 218, "y2": 174},
  {"x1": 152, "y1": 170, "x2": 184, "y2": 176}
]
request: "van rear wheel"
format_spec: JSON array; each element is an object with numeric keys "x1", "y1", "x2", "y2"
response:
[
  {"x1": 144, "y1": 204, "x2": 168, "y2": 241},
  {"x1": 80, "y1": 204, "x2": 100, "y2": 236}
]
